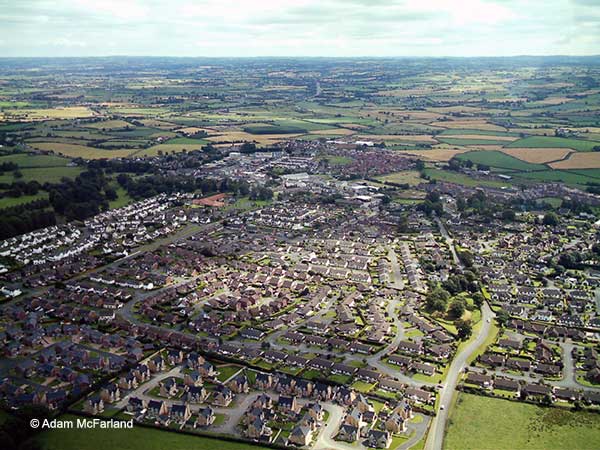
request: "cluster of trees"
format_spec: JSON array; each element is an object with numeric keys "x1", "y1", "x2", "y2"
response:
[
  {"x1": 447, "y1": 157, "x2": 490, "y2": 172},
  {"x1": 441, "y1": 271, "x2": 480, "y2": 296},
  {"x1": 87, "y1": 159, "x2": 156, "y2": 175},
  {"x1": 424, "y1": 271, "x2": 484, "y2": 341},
  {"x1": 0, "y1": 180, "x2": 41, "y2": 198},
  {"x1": 417, "y1": 191, "x2": 444, "y2": 216},
  {"x1": 48, "y1": 170, "x2": 110, "y2": 221},
  {"x1": 0, "y1": 199, "x2": 56, "y2": 240},
  {"x1": 0, "y1": 161, "x2": 19, "y2": 173},
  {"x1": 116, "y1": 173, "x2": 270, "y2": 201}
]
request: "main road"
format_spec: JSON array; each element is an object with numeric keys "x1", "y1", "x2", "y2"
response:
[
  {"x1": 425, "y1": 216, "x2": 495, "y2": 450},
  {"x1": 424, "y1": 301, "x2": 494, "y2": 450}
]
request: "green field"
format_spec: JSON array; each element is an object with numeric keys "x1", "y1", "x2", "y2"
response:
[
  {"x1": 444, "y1": 394, "x2": 600, "y2": 450},
  {"x1": 35, "y1": 414, "x2": 268, "y2": 450},
  {"x1": 507, "y1": 136, "x2": 600, "y2": 152},
  {"x1": 0, "y1": 166, "x2": 83, "y2": 184},
  {"x1": 0, "y1": 153, "x2": 72, "y2": 168},
  {"x1": 456, "y1": 151, "x2": 546, "y2": 171},
  {"x1": 0, "y1": 191, "x2": 49, "y2": 208},
  {"x1": 243, "y1": 124, "x2": 307, "y2": 135},
  {"x1": 438, "y1": 129, "x2": 520, "y2": 137},
  {"x1": 438, "y1": 138, "x2": 513, "y2": 146},
  {"x1": 513, "y1": 169, "x2": 598, "y2": 186},
  {"x1": 377, "y1": 170, "x2": 423, "y2": 186},
  {"x1": 422, "y1": 168, "x2": 511, "y2": 188}
]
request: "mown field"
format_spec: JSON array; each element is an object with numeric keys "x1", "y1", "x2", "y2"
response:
[
  {"x1": 34, "y1": 414, "x2": 268, "y2": 450},
  {"x1": 444, "y1": 394, "x2": 600, "y2": 450},
  {"x1": 507, "y1": 136, "x2": 600, "y2": 152}
]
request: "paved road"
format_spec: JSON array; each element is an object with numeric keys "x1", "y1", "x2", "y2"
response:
[
  {"x1": 424, "y1": 302, "x2": 495, "y2": 450},
  {"x1": 435, "y1": 217, "x2": 460, "y2": 267},
  {"x1": 388, "y1": 246, "x2": 405, "y2": 290}
]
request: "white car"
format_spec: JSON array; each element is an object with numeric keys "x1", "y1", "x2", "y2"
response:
[{"x1": 440, "y1": 405, "x2": 445, "y2": 410}]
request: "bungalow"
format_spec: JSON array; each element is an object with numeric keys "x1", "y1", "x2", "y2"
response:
[
  {"x1": 308, "y1": 357, "x2": 334, "y2": 371},
  {"x1": 349, "y1": 342, "x2": 372, "y2": 354},
  {"x1": 479, "y1": 353, "x2": 504, "y2": 368},
  {"x1": 388, "y1": 355, "x2": 412, "y2": 368},
  {"x1": 331, "y1": 363, "x2": 355, "y2": 376},
  {"x1": 378, "y1": 379, "x2": 404, "y2": 393},
  {"x1": 287, "y1": 355, "x2": 310, "y2": 368},
  {"x1": 356, "y1": 368, "x2": 382, "y2": 383},
  {"x1": 554, "y1": 388, "x2": 581, "y2": 402},
  {"x1": 396, "y1": 340, "x2": 422, "y2": 355},
  {"x1": 583, "y1": 391, "x2": 600, "y2": 405},
  {"x1": 412, "y1": 363, "x2": 436, "y2": 377},
  {"x1": 523, "y1": 383, "x2": 552, "y2": 399},
  {"x1": 405, "y1": 387, "x2": 433, "y2": 404},
  {"x1": 493, "y1": 378, "x2": 520, "y2": 393},
  {"x1": 498, "y1": 339, "x2": 522, "y2": 351},
  {"x1": 535, "y1": 363, "x2": 561, "y2": 377},
  {"x1": 466, "y1": 373, "x2": 492, "y2": 389},
  {"x1": 506, "y1": 358, "x2": 531, "y2": 372},
  {"x1": 428, "y1": 344, "x2": 451, "y2": 359},
  {"x1": 240, "y1": 328, "x2": 266, "y2": 340}
]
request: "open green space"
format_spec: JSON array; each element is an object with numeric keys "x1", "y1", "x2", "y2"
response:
[
  {"x1": 444, "y1": 393, "x2": 600, "y2": 450},
  {"x1": 0, "y1": 166, "x2": 83, "y2": 184},
  {"x1": 456, "y1": 150, "x2": 546, "y2": 171},
  {"x1": 34, "y1": 414, "x2": 268, "y2": 450},
  {"x1": 0, "y1": 153, "x2": 72, "y2": 168},
  {"x1": 507, "y1": 136, "x2": 600, "y2": 152},
  {"x1": 422, "y1": 168, "x2": 510, "y2": 188}
]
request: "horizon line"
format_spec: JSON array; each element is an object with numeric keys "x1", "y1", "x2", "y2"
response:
[{"x1": 1, "y1": 54, "x2": 600, "y2": 59}]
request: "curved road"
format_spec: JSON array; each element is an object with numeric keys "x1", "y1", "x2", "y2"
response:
[{"x1": 424, "y1": 301, "x2": 494, "y2": 450}]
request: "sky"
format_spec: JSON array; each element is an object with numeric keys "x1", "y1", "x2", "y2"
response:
[{"x1": 0, "y1": 0, "x2": 599, "y2": 57}]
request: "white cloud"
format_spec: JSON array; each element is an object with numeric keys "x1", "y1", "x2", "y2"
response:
[{"x1": 0, "y1": 0, "x2": 597, "y2": 56}]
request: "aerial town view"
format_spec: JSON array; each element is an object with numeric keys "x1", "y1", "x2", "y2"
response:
[{"x1": 0, "y1": 1, "x2": 599, "y2": 450}]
